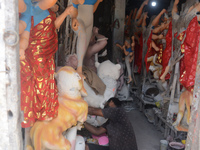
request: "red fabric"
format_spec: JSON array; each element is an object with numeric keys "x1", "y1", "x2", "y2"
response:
[
  {"x1": 20, "y1": 10, "x2": 59, "y2": 128},
  {"x1": 138, "y1": 34, "x2": 143, "y2": 73},
  {"x1": 179, "y1": 16, "x2": 199, "y2": 92},
  {"x1": 176, "y1": 31, "x2": 186, "y2": 42},
  {"x1": 134, "y1": 35, "x2": 143, "y2": 73},
  {"x1": 160, "y1": 22, "x2": 172, "y2": 80}
]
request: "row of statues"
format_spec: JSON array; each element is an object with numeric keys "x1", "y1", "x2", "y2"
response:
[
  {"x1": 18, "y1": 0, "x2": 200, "y2": 149},
  {"x1": 127, "y1": 0, "x2": 200, "y2": 132}
]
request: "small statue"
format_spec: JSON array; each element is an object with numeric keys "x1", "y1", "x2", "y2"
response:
[{"x1": 116, "y1": 36, "x2": 135, "y2": 83}]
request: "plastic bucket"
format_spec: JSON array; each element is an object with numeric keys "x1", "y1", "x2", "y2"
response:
[
  {"x1": 160, "y1": 140, "x2": 168, "y2": 150},
  {"x1": 169, "y1": 142, "x2": 185, "y2": 150}
]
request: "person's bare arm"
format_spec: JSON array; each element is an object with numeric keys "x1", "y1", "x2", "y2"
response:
[
  {"x1": 84, "y1": 122, "x2": 107, "y2": 136},
  {"x1": 88, "y1": 107, "x2": 104, "y2": 117}
]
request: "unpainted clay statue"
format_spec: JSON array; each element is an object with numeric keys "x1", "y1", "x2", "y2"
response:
[
  {"x1": 84, "y1": 60, "x2": 121, "y2": 109},
  {"x1": 68, "y1": 0, "x2": 103, "y2": 76},
  {"x1": 84, "y1": 26, "x2": 108, "y2": 73}
]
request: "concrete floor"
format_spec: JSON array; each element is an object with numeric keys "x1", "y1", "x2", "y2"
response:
[{"x1": 124, "y1": 102, "x2": 164, "y2": 150}]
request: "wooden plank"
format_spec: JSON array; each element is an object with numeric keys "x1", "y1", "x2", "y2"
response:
[{"x1": 112, "y1": 0, "x2": 125, "y2": 63}]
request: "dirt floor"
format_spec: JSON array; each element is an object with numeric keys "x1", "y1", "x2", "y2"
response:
[{"x1": 125, "y1": 101, "x2": 164, "y2": 150}]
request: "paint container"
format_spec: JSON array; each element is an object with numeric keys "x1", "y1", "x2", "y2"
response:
[
  {"x1": 160, "y1": 140, "x2": 168, "y2": 150},
  {"x1": 169, "y1": 142, "x2": 185, "y2": 150}
]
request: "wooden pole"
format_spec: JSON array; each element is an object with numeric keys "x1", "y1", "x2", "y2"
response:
[
  {"x1": 0, "y1": 0, "x2": 22, "y2": 149},
  {"x1": 112, "y1": 0, "x2": 125, "y2": 63}
]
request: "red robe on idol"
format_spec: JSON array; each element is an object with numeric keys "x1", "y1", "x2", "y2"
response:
[
  {"x1": 179, "y1": 16, "x2": 200, "y2": 92},
  {"x1": 20, "y1": 10, "x2": 59, "y2": 128}
]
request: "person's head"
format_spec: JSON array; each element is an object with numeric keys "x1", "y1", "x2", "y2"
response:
[{"x1": 105, "y1": 97, "x2": 122, "y2": 108}]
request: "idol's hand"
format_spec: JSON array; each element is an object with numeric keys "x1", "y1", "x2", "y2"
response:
[
  {"x1": 174, "y1": 0, "x2": 179, "y2": 5},
  {"x1": 50, "y1": 4, "x2": 59, "y2": 12},
  {"x1": 143, "y1": 0, "x2": 149, "y2": 6},
  {"x1": 72, "y1": 18, "x2": 79, "y2": 31},
  {"x1": 20, "y1": 49, "x2": 25, "y2": 60},
  {"x1": 64, "y1": 5, "x2": 74, "y2": 14}
]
